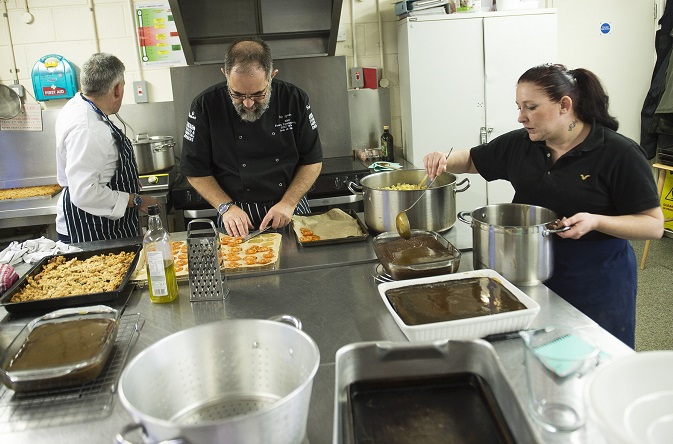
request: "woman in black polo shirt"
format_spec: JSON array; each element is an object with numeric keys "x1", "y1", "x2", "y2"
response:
[{"x1": 424, "y1": 64, "x2": 663, "y2": 348}]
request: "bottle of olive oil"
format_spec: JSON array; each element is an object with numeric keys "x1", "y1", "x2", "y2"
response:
[
  {"x1": 143, "y1": 205, "x2": 178, "y2": 303},
  {"x1": 381, "y1": 125, "x2": 394, "y2": 162}
]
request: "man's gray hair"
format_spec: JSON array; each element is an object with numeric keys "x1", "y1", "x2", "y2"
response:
[
  {"x1": 80, "y1": 53, "x2": 125, "y2": 97},
  {"x1": 224, "y1": 37, "x2": 273, "y2": 79}
]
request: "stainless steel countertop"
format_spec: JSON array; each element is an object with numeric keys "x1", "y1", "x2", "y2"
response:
[
  {"x1": 0, "y1": 221, "x2": 633, "y2": 443},
  {"x1": 0, "y1": 193, "x2": 61, "y2": 219},
  {"x1": 0, "y1": 193, "x2": 61, "y2": 230}
]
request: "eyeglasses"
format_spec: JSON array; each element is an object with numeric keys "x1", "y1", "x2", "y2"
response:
[{"x1": 228, "y1": 83, "x2": 269, "y2": 102}]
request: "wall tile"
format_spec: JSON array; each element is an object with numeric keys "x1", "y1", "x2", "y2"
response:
[
  {"x1": 382, "y1": 20, "x2": 398, "y2": 55},
  {"x1": 0, "y1": 46, "x2": 14, "y2": 82},
  {"x1": 362, "y1": 23, "x2": 381, "y2": 57},
  {"x1": 53, "y1": 7, "x2": 95, "y2": 41},
  {"x1": 5, "y1": 44, "x2": 30, "y2": 88},
  {"x1": 94, "y1": 4, "x2": 128, "y2": 39},
  {"x1": 358, "y1": 55, "x2": 380, "y2": 71},
  {"x1": 140, "y1": 69, "x2": 174, "y2": 103},
  {"x1": 23, "y1": 0, "x2": 86, "y2": 7},
  {"x1": 99, "y1": 36, "x2": 141, "y2": 73},
  {"x1": 6, "y1": 9, "x2": 55, "y2": 44}
]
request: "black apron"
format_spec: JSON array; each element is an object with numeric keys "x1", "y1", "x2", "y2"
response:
[
  {"x1": 544, "y1": 237, "x2": 637, "y2": 348},
  {"x1": 218, "y1": 196, "x2": 311, "y2": 230},
  {"x1": 62, "y1": 94, "x2": 140, "y2": 243}
]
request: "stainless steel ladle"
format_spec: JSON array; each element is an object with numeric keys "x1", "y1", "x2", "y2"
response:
[{"x1": 395, "y1": 148, "x2": 453, "y2": 240}]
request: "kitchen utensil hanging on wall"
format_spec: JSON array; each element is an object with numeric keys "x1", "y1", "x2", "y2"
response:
[
  {"x1": 31, "y1": 54, "x2": 78, "y2": 101},
  {"x1": 0, "y1": 84, "x2": 21, "y2": 120}
]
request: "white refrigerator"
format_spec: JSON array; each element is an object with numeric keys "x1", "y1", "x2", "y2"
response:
[{"x1": 397, "y1": 10, "x2": 558, "y2": 211}]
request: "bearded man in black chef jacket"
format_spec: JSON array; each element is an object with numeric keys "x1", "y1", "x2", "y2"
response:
[{"x1": 179, "y1": 36, "x2": 323, "y2": 238}]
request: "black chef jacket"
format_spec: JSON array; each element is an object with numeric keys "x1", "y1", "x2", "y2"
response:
[{"x1": 180, "y1": 78, "x2": 323, "y2": 204}]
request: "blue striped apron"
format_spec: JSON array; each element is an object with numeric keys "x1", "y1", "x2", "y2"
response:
[{"x1": 62, "y1": 94, "x2": 140, "y2": 243}]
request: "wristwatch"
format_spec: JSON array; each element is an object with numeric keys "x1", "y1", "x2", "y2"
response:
[
  {"x1": 133, "y1": 193, "x2": 143, "y2": 208},
  {"x1": 218, "y1": 201, "x2": 235, "y2": 215}
]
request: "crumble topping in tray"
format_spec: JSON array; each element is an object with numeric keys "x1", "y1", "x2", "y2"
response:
[
  {"x1": 0, "y1": 184, "x2": 62, "y2": 200},
  {"x1": 9, "y1": 251, "x2": 136, "y2": 302}
]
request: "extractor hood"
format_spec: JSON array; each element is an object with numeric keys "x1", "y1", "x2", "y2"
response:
[{"x1": 168, "y1": 0, "x2": 344, "y2": 65}]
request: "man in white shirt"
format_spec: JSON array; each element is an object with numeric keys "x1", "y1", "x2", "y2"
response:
[{"x1": 55, "y1": 53, "x2": 157, "y2": 243}]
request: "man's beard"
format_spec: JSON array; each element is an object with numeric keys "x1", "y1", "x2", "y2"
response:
[{"x1": 234, "y1": 90, "x2": 271, "y2": 123}]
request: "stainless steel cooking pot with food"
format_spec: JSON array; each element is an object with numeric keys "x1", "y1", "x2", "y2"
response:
[
  {"x1": 348, "y1": 169, "x2": 470, "y2": 233},
  {"x1": 116, "y1": 315, "x2": 319, "y2": 444},
  {"x1": 457, "y1": 203, "x2": 568, "y2": 286},
  {"x1": 132, "y1": 133, "x2": 176, "y2": 174}
]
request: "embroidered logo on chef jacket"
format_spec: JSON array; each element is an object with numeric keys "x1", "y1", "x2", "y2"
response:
[
  {"x1": 184, "y1": 121, "x2": 195, "y2": 142},
  {"x1": 276, "y1": 113, "x2": 296, "y2": 132},
  {"x1": 580, "y1": 174, "x2": 591, "y2": 180},
  {"x1": 306, "y1": 104, "x2": 318, "y2": 130}
]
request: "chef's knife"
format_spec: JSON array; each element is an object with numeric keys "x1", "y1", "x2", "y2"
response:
[{"x1": 241, "y1": 227, "x2": 270, "y2": 242}]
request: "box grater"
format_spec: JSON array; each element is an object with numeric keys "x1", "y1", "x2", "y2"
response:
[{"x1": 186, "y1": 219, "x2": 229, "y2": 302}]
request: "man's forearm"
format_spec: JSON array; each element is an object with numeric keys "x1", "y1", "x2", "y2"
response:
[{"x1": 280, "y1": 163, "x2": 322, "y2": 207}]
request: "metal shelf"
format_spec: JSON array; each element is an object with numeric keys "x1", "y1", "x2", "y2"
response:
[{"x1": 0, "y1": 313, "x2": 144, "y2": 433}]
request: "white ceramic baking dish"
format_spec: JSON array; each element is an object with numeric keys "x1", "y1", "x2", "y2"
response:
[{"x1": 377, "y1": 269, "x2": 540, "y2": 341}]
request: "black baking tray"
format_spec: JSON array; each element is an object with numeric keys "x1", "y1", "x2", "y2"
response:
[
  {"x1": 291, "y1": 209, "x2": 369, "y2": 247},
  {"x1": 0, "y1": 244, "x2": 142, "y2": 313},
  {"x1": 348, "y1": 373, "x2": 516, "y2": 444}
]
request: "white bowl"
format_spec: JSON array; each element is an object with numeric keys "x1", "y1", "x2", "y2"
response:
[
  {"x1": 377, "y1": 269, "x2": 540, "y2": 341},
  {"x1": 586, "y1": 351, "x2": 673, "y2": 444}
]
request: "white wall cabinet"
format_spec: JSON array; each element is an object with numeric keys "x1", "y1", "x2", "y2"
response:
[{"x1": 398, "y1": 10, "x2": 557, "y2": 212}]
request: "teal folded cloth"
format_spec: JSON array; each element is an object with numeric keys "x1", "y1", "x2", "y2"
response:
[
  {"x1": 368, "y1": 161, "x2": 403, "y2": 172},
  {"x1": 535, "y1": 333, "x2": 600, "y2": 377}
]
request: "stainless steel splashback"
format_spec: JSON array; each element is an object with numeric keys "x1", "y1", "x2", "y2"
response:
[
  {"x1": 348, "y1": 88, "x2": 391, "y2": 151},
  {"x1": 0, "y1": 110, "x2": 59, "y2": 188},
  {"x1": 170, "y1": 56, "x2": 352, "y2": 158}
]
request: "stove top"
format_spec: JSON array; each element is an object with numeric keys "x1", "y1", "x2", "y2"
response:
[{"x1": 321, "y1": 156, "x2": 371, "y2": 175}]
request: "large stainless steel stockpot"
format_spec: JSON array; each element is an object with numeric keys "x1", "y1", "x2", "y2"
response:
[
  {"x1": 458, "y1": 203, "x2": 568, "y2": 286},
  {"x1": 132, "y1": 133, "x2": 176, "y2": 174},
  {"x1": 349, "y1": 169, "x2": 470, "y2": 233},
  {"x1": 116, "y1": 315, "x2": 319, "y2": 444}
]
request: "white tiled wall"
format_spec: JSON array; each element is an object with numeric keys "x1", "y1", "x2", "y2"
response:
[{"x1": 0, "y1": 0, "x2": 178, "y2": 109}]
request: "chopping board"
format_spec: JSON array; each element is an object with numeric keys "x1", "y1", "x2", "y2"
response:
[
  {"x1": 130, "y1": 232, "x2": 282, "y2": 281},
  {"x1": 0, "y1": 184, "x2": 62, "y2": 201}
]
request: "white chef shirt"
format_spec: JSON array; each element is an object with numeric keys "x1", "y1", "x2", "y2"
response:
[{"x1": 55, "y1": 96, "x2": 130, "y2": 236}]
